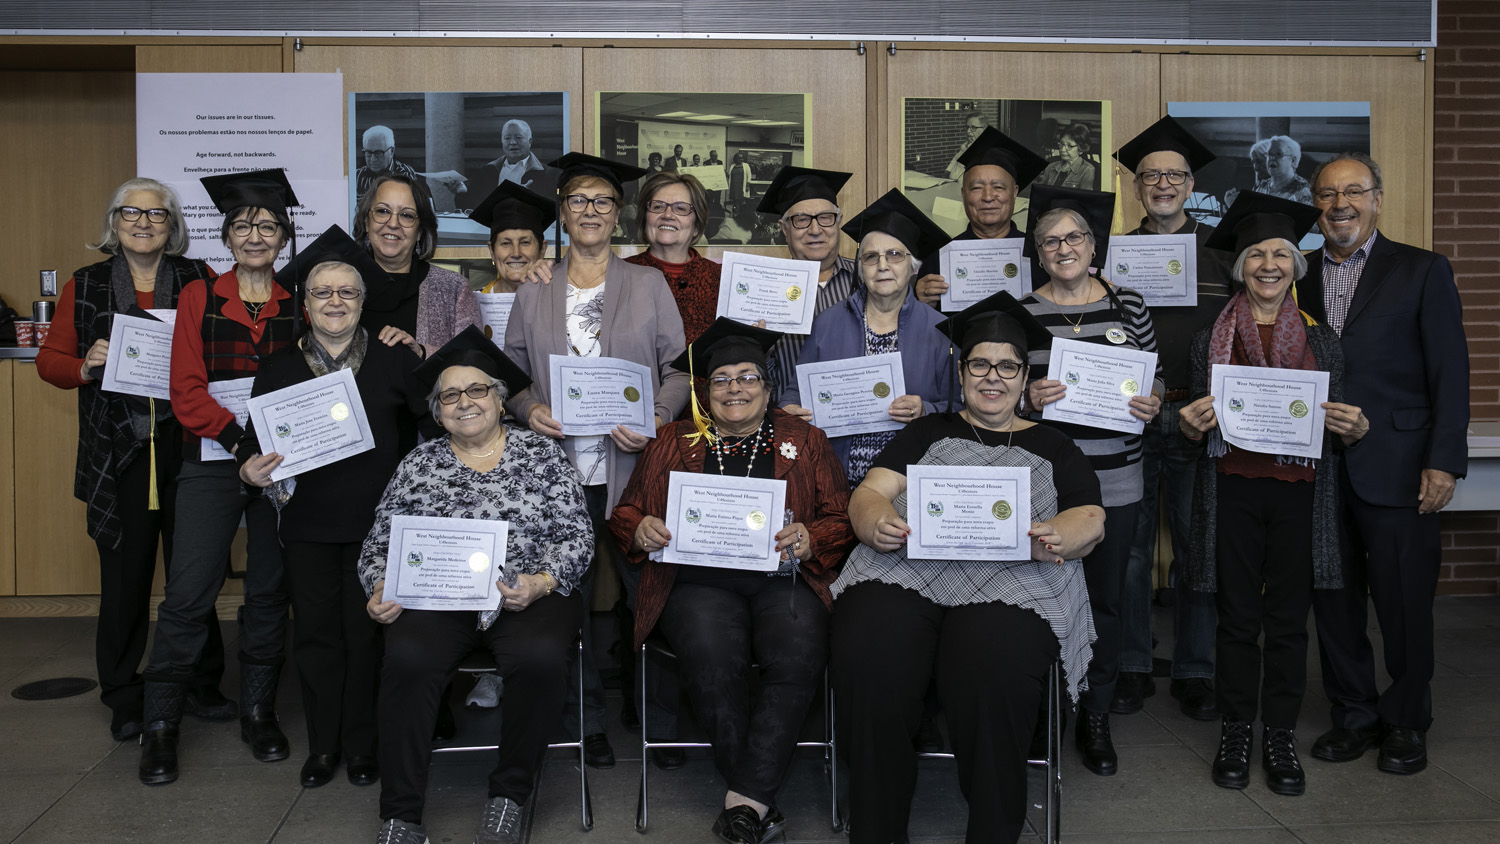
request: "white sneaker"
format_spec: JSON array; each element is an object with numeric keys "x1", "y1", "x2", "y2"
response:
[{"x1": 466, "y1": 673, "x2": 503, "y2": 709}]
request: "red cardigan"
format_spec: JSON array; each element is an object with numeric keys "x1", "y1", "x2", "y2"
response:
[{"x1": 610, "y1": 409, "x2": 855, "y2": 649}]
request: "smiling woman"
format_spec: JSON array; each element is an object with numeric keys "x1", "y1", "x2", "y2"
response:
[{"x1": 626, "y1": 170, "x2": 722, "y2": 345}]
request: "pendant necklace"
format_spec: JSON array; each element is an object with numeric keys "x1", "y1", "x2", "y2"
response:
[
  {"x1": 712, "y1": 419, "x2": 765, "y2": 476},
  {"x1": 963, "y1": 411, "x2": 1015, "y2": 451},
  {"x1": 1051, "y1": 279, "x2": 1093, "y2": 334}
]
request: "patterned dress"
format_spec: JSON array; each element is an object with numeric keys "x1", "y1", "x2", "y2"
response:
[{"x1": 845, "y1": 325, "x2": 900, "y2": 487}]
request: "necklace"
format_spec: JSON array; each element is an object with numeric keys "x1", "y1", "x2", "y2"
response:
[
  {"x1": 1048, "y1": 280, "x2": 1094, "y2": 334},
  {"x1": 962, "y1": 410, "x2": 1016, "y2": 451},
  {"x1": 244, "y1": 299, "x2": 266, "y2": 321},
  {"x1": 711, "y1": 419, "x2": 766, "y2": 476},
  {"x1": 452, "y1": 436, "x2": 502, "y2": 460}
]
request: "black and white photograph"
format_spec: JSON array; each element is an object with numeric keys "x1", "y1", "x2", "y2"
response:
[
  {"x1": 596, "y1": 91, "x2": 809, "y2": 245},
  {"x1": 348, "y1": 91, "x2": 569, "y2": 248},
  {"x1": 902, "y1": 97, "x2": 1111, "y2": 236},
  {"x1": 1168, "y1": 101, "x2": 1372, "y2": 249}
]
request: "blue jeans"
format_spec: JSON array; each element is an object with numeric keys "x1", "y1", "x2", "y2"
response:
[{"x1": 1119, "y1": 400, "x2": 1216, "y2": 680}]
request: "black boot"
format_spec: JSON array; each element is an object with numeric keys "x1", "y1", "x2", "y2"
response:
[
  {"x1": 1262, "y1": 726, "x2": 1305, "y2": 796},
  {"x1": 1075, "y1": 710, "x2": 1117, "y2": 776},
  {"x1": 240, "y1": 661, "x2": 290, "y2": 762},
  {"x1": 138, "y1": 681, "x2": 186, "y2": 785},
  {"x1": 1211, "y1": 720, "x2": 1252, "y2": 790}
]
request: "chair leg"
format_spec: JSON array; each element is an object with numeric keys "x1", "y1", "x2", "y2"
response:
[
  {"x1": 577, "y1": 638, "x2": 594, "y2": 831},
  {"x1": 1046, "y1": 661, "x2": 1061, "y2": 844},
  {"x1": 827, "y1": 672, "x2": 842, "y2": 832},
  {"x1": 636, "y1": 642, "x2": 650, "y2": 833}
]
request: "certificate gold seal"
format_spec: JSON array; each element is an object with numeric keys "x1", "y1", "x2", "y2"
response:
[
  {"x1": 1004, "y1": 263, "x2": 1019, "y2": 278},
  {"x1": 1289, "y1": 399, "x2": 1309, "y2": 418},
  {"x1": 1121, "y1": 379, "x2": 1139, "y2": 396},
  {"x1": 623, "y1": 386, "x2": 641, "y2": 402},
  {"x1": 786, "y1": 286, "x2": 803, "y2": 302},
  {"x1": 330, "y1": 402, "x2": 350, "y2": 421},
  {"x1": 484, "y1": 325, "x2": 494, "y2": 339},
  {"x1": 873, "y1": 382, "x2": 891, "y2": 399},
  {"x1": 468, "y1": 552, "x2": 490, "y2": 573},
  {"x1": 1166, "y1": 259, "x2": 1184, "y2": 275},
  {"x1": 746, "y1": 510, "x2": 767, "y2": 530},
  {"x1": 1105, "y1": 327, "x2": 1128, "y2": 345},
  {"x1": 992, "y1": 501, "x2": 1013, "y2": 520}
]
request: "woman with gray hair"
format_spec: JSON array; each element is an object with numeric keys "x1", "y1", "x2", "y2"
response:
[{"x1": 37, "y1": 177, "x2": 232, "y2": 743}]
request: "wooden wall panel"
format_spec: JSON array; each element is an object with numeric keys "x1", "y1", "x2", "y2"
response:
[
  {"x1": 1162, "y1": 54, "x2": 1430, "y2": 249},
  {"x1": 13, "y1": 361, "x2": 98, "y2": 594},
  {"x1": 0, "y1": 362, "x2": 14, "y2": 596},
  {"x1": 135, "y1": 45, "x2": 284, "y2": 74}
]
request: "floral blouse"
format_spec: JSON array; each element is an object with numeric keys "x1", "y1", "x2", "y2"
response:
[{"x1": 358, "y1": 421, "x2": 594, "y2": 597}]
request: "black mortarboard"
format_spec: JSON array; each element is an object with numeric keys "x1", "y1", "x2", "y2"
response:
[
  {"x1": 841, "y1": 189, "x2": 952, "y2": 258},
  {"x1": 468, "y1": 181, "x2": 554, "y2": 242},
  {"x1": 936, "y1": 291, "x2": 1054, "y2": 359},
  {"x1": 956, "y1": 127, "x2": 1049, "y2": 189},
  {"x1": 273, "y1": 224, "x2": 385, "y2": 296},
  {"x1": 1022, "y1": 184, "x2": 1117, "y2": 260},
  {"x1": 755, "y1": 166, "x2": 854, "y2": 216},
  {"x1": 1204, "y1": 191, "x2": 1322, "y2": 255},
  {"x1": 1114, "y1": 116, "x2": 1217, "y2": 174},
  {"x1": 414, "y1": 325, "x2": 533, "y2": 396},
  {"x1": 547, "y1": 152, "x2": 648, "y2": 198},
  {"x1": 199, "y1": 168, "x2": 299, "y2": 216},
  {"x1": 670, "y1": 317, "x2": 782, "y2": 378}
]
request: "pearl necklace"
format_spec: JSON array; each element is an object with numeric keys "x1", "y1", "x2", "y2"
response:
[{"x1": 711, "y1": 419, "x2": 766, "y2": 476}]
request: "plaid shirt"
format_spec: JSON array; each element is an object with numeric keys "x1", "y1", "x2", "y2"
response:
[
  {"x1": 1321, "y1": 230, "x2": 1378, "y2": 336},
  {"x1": 767, "y1": 255, "x2": 858, "y2": 399}
]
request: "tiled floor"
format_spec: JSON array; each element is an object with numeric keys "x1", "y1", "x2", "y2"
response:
[{"x1": 3, "y1": 597, "x2": 1499, "y2": 843}]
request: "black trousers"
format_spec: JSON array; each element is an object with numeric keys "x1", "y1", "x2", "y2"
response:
[
  {"x1": 1079, "y1": 501, "x2": 1138, "y2": 714},
  {"x1": 1313, "y1": 469, "x2": 1443, "y2": 732},
  {"x1": 1213, "y1": 474, "x2": 1314, "y2": 728},
  {"x1": 378, "y1": 591, "x2": 581, "y2": 825},
  {"x1": 283, "y1": 540, "x2": 382, "y2": 757},
  {"x1": 656, "y1": 572, "x2": 827, "y2": 806},
  {"x1": 94, "y1": 437, "x2": 225, "y2": 719},
  {"x1": 833, "y1": 581, "x2": 1058, "y2": 844}
]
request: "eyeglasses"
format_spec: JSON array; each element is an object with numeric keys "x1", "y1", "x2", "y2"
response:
[
  {"x1": 117, "y1": 206, "x2": 169, "y2": 224},
  {"x1": 565, "y1": 194, "x2": 618, "y2": 214},
  {"x1": 308, "y1": 287, "x2": 363, "y2": 300},
  {"x1": 1138, "y1": 170, "x2": 1189, "y2": 186},
  {"x1": 784, "y1": 211, "x2": 838, "y2": 230},
  {"x1": 1314, "y1": 186, "x2": 1377, "y2": 204},
  {"x1": 371, "y1": 206, "x2": 421, "y2": 228},
  {"x1": 1039, "y1": 230, "x2": 1091, "y2": 252},
  {"x1": 229, "y1": 220, "x2": 282, "y2": 238},
  {"x1": 709, "y1": 373, "x2": 764, "y2": 391},
  {"x1": 362, "y1": 148, "x2": 393, "y2": 158},
  {"x1": 859, "y1": 249, "x2": 911, "y2": 267},
  {"x1": 962, "y1": 359, "x2": 1025, "y2": 379},
  {"x1": 646, "y1": 200, "x2": 695, "y2": 216},
  {"x1": 438, "y1": 383, "x2": 497, "y2": 405}
]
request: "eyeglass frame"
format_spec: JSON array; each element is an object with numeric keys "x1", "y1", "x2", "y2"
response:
[
  {"x1": 1038, "y1": 230, "x2": 1092, "y2": 252},
  {"x1": 228, "y1": 220, "x2": 284, "y2": 238},
  {"x1": 960, "y1": 358, "x2": 1026, "y2": 379},
  {"x1": 370, "y1": 205, "x2": 421, "y2": 228},
  {"x1": 437, "y1": 383, "x2": 500, "y2": 405},
  {"x1": 782, "y1": 211, "x2": 839, "y2": 230},
  {"x1": 645, "y1": 199, "x2": 695, "y2": 217},
  {"x1": 307, "y1": 286, "x2": 364, "y2": 301},
  {"x1": 708, "y1": 373, "x2": 765, "y2": 391},
  {"x1": 117, "y1": 206, "x2": 170, "y2": 224},
  {"x1": 1137, "y1": 170, "x2": 1190, "y2": 186},
  {"x1": 1313, "y1": 185, "x2": 1379, "y2": 204},
  {"x1": 565, "y1": 194, "x2": 619, "y2": 214},
  {"x1": 858, "y1": 249, "x2": 911, "y2": 267}
]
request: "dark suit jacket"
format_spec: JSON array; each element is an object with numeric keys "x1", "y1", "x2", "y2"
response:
[{"x1": 1295, "y1": 230, "x2": 1469, "y2": 507}]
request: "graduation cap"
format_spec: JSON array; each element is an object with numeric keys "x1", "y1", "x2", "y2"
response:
[
  {"x1": 956, "y1": 127, "x2": 1049, "y2": 189},
  {"x1": 199, "y1": 168, "x2": 298, "y2": 216},
  {"x1": 1204, "y1": 190, "x2": 1322, "y2": 256},
  {"x1": 670, "y1": 317, "x2": 783, "y2": 379},
  {"x1": 547, "y1": 152, "x2": 648, "y2": 199},
  {"x1": 1114, "y1": 116, "x2": 1216, "y2": 174},
  {"x1": 1022, "y1": 184, "x2": 1117, "y2": 261},
  {"x1": 413, "y1": 325, "x2": 533, "y2": 396},
  {"x1": 841, "y1": 189, "x2": 952, "y2": 259},
  {"x1": 935, "y1": 291, "x2": 1054, "y2": 359},
  {"x1": 755, "y1": 166, "x2": 855, "y2": 216},
  {"x1": 273, "y1": 225, "x2": 385, "y2": 300},
  {"x1": 467, "y1": 181, "x2": 554, "y2": 242}
]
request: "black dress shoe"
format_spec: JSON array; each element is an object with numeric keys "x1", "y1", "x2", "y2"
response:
[
  {"x1": 111, "y1": 709, "x2": 144, "y2": 743},
  {"x1": 711, "y1": 805, "x2": 763, "y2": 844},
  {"x1": 1310, "y1": 726, "x2": 1380, "y2": 763},
  {"x1": 1262, "y1": 726, "x2": 1305, "y2": 796},
  {"x1": 583, "y1": 732, "x2": 615, "y2": 769},
  {"x1": 758, "y1": 805, "x2": 786, "y2": 843},
  {"x1": 138, "y1": 723, "x2": 181, "y2": 785},
  {"x1": 652, "y1": 747, "x2": 686, "y2": 770},
  {"x1": 240, "y1": 705, "x2": 290, "y2": 762},
  {"x1": 913, "y1": 715, "x2": 944, "y2": 753},
  {"x1": 185, "y1": 686, "x2": 238, "y2": 721},
  {"x1": 1169, "y1": 678, "x2": 1218, "y2": 721},
  {"x1": 1075, "y1": 710, "x2": 1117, "y2": 776},
  {"x1": 346, "y1": 755, "x2": 379, "y2": 786},
  {"x1": 299, "y1": 753, "x2": 339, "y2": 788},
  {"x1": 1211, "y1": 720, "x2": 1252, "y2": 790},
  {"x1": 1110, "y1": 671, "x2": 1156, "y2": 715},
  {"x1": 1378, "y1": 727, "x2": 1428, "y2": 775}
]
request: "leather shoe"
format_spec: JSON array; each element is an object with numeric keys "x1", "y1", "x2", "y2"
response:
[
  {"x1": 913, "y1": 715, "x2": 944, "y2": 753},
  {"x1": 1169, "y1": 678, "x2": 1218, "y2": 721},
  {"x1": 583, "y1": 732, "x2": 615, "y2": 769},
  {"x1": 1110, "y1": 671, "x2": 1156, "y2": 715},
  {"x1": 185, "y1": 686, "x2": 238, "y2": 721},
  {"x1": 111, "y1": 709, "x2": 144, "y2": 743},
  {"x1": 240, "y1": 705, "x2": 290, "y2": 762},
  {"x1": 1378, "y1": 727, "x2": 1427, "y2": 775},
  {"x1": 1262, "y1": 726, "x2": 1305, "y2": 796},
  {"x1": 137, "y1": 723, "x2": 180, "y2": 785},
  {"x1": 652, "y1": 747, "x2": 686, "y2": 770},
  {"x1": 759, "y1": 805, "x2": 786, "y2": 843},
  {"x1": 346, "y1": 754, "x2": 379, "y2": 786},
  {"x1": 299, "y1": 753, "x2": 339, "y2": 788},
  {"x1": 1310, "y1": 726, "x2": 1380, "y2": 763},
  {"x1": 1075, "y1": 710, "x2": 1117, "y2": 776},
  {"x1": 711, "y1": 804, "x2": 763, "y2": 844},
  {"x1": 1211, "y1": 720, "x2": 1252, "y2": 790}
]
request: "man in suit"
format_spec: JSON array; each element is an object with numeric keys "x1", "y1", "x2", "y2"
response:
[{"x1": 1296, "y1": 153, "x2": 1469, "y2": 776}]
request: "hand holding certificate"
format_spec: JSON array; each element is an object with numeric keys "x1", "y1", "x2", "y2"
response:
[
  {"x1": 548, "y1": 355, "x2": 656, "y2": 438},
  {"x1": 906, "y1": 465, "x2": 1031, "y2": 561},
  {"x1": 661, "y1": 472, "x2": 788, "y2": 571},
  {"x1": 101, "y1": 313, "x2": 174, "y2": 400},
  {"x1": 245, "y1": 368, "x2": 375, "y2": 481},
  {"x1": 1104, "y1": 233, "x2": 1198, "y2": 307},
  {"x1": 382, "y1": 515, "x2": 509, "y2": 611},
  {"x1": 1211, "y1": 364, "x2": 1329, "y2": 460},
  {"x1": 202, "y1": 377, "x2": 255, "y2": 461},
  {"x1": 1041, "y1": 337, "x2": 1158, "y2": 435},
  {"x1": 937, "y1": 237, "x2": 1032, "y2": 312},
  {"x1": 717, "y1": 251, "x2": 820, "y2": 335},
  {"x1": 795, "y1": 352, "x2": 906, "y2": 438}
]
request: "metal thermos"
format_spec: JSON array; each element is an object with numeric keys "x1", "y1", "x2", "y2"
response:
[{"x1": 32, "y1": 300, "x2": 54, "y2": 324}]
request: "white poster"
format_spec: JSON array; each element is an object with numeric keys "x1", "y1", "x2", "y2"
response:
[{"x1": 136, "y1": 73, "x2": 348, "y2": 271}]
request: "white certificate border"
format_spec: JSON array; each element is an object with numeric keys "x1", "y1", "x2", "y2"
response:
[
  {"x1": 905, "y1": 464, "x2": 1032, "y2": 561},
  {"x1": 1104, "y1": 233, "x2": 1199, "y2": 307},
  {"x1": 383, "y1": 514, "x2": 508, "y2": 612},
  {"x1": 1210, "y1": 363, "x2": 1329, "y2": 461},
  {"x1": 100, "y1": 314, "x2": 174, "y2": 400},
  {"x1": 547, "y1": 354, "x2": 657, "y2": 438},
  {"x1": 717, "y1": 251, "x2": 819, "y2": 335},
  {"x1": 1041, "y1": 337, "x2": 1157, "y2": 436},
  {"x1": 795, "y1": 352, "x2": 906, "y2": 439},
  {"x1": 660, "y1": 470, "x2": 787, "y2": 571},
  {"x1": 937, "y1": 236, "x2": 1032, "y2": 312},
  {"x1": 201, "y1": 376, "x2": 256, "y2": 462},
  {"x1": 245, "y1": 368, "x2": 376, "y2": 481}
]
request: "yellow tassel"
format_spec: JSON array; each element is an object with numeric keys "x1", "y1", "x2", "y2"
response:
[
  {"x1": 681, "y1": 342, "x2": 717, "y2": 447},
  {"x1": 147, "y1": 398, "x2": 160, "y2": 511}
]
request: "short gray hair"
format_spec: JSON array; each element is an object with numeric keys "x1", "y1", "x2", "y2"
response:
[
  {"x1": 857, "y1": 232, "x2": 922, "y2": 285},
  {"x1": 427, "y1": 376, "x2": 510, "y2": 421},
  {"x1": 501, "y1": 119, "x2": 532, "y2": 139},
  {"x1": 304, "y1": 260, "x2": 365, "y2": 295},
  {"x1": 1231, "y1": 238, "x2": 1309, "y2": 283},
  {"x1": 1310, "y1": 152, "x2": 1383, "y2": 194},
  {"x1": 89, "y1": 178, "x2": 190, "y2": 256}
]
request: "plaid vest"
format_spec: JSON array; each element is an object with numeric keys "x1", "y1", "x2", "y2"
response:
[{"x1": 199, "y1": 283, "x2": 297, "y2": 382}]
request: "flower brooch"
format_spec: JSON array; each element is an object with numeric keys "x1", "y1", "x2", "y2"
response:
[{"x1": 779, "y1": 441, "x2": 798, "y2": 460}]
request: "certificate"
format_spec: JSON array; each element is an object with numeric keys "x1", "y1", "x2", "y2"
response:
[
  {"x1": 474, "y1": 292, "x2": 515, "y2": 349},
  {"x1": 548, "y1": 355, "x2": 656, "y2": 438},
  {"x1": 101, "y1": 314, "x2": 174, "y2": 400},
  {"x1": 1105, "y1": 233, "x2": 1198, "y2": 307},
  {"x1": 661, "y1": 472, "x2": 787, "y2": 571},
  {"x1": 795, "y1": 352, "x2": 905, "y2": 438},
  {"x1": 244, "y1": 368, "x2": 375, "y2": 481},
  {"x1": 937, "y1": 237, "x2": 1032, "y2": 312},
  {"x1": 906, "y1": 465, "x2": 1031, "y2": 561},
  {"x1": 382, "y1": 514, "x2": 508, "y2": 612},
  {"x1": 1041, "y1": 337, "x2": 1158, "y2": 435},
  {"x1": 717, "y1": 251, "x2": 820, "y2": 335},
  {"x1": 1211, "y1": 364, "x2": 1330, "y2": 461},
  {"x1": 201, "y1": 377, "x2": 254, "y2": 462}
]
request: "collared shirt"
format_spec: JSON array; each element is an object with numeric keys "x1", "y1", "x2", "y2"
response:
[
  {"x1": 1322, "y1": 230, "x2": 1378, "y2": 336},
  {"x1": 767, "y1": 256, "x2": 858, "y2": 400}
]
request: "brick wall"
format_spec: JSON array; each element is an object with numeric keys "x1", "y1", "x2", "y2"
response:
[
  {"x1": 903, "y1": 99, "x2": 999, "y2": 176},
  {"x1": 1440, "y1": 512, "x2": 1500, "y2": 594}
]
